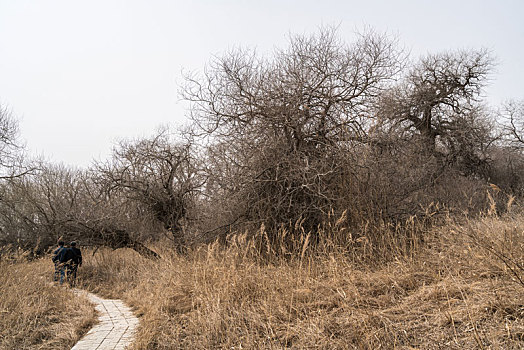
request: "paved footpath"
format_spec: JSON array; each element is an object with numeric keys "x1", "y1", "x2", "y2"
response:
[{"x1": 71, "y1": 290, "x2": 139, "y2": 350}]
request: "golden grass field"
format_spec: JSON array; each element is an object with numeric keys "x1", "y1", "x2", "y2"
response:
[
  {"x1": 0, "y1": 256, "x2": 96, "y2": 349},
  {"x1": 2, "y1": 212, "x2": 523, "y2": 349}
]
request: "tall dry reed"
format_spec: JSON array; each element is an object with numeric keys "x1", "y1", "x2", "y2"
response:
[
  {"x1": 0, "y1": 256, "x2": 96, "y2": 350},
  {"x1": 75, "y1": 210, "x2": 523, "y2": 349}
]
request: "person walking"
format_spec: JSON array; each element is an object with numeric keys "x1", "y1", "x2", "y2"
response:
[
  {"x1": 52, "y1": 241, "x2": 66, "y2": 282},
  {"x1": 56, "y1": 242, "x2": 75, "y2": 285},
  {"x1": 69, "y1": 241, "x2": 82, "y2": 286}
]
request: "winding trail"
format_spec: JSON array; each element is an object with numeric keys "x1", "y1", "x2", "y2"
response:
[{"x1": 71, "y1": 290, "x2": 139, "y2": 350}]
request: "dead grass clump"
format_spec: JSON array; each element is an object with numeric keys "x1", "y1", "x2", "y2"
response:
[
  {"x1": 0, "y1": 257, "x2": 96, "y2": 350},
  {"x1": 76, "y1": 247, "x2": 153, "y2": 299}
]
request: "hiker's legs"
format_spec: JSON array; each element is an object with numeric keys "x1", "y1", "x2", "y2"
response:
[
  {"x1": 64, "y1": 264, "x2": 72, "y2": 285},
  {"x1": 59, "y1": 265, "x2": 66, "y2": 284},
  {"x1": 69, "y1": 265, "x2": 78, "y2": 286},
  {"x1": 54, "y1": 263, "x2": 60, "y2": 282}
]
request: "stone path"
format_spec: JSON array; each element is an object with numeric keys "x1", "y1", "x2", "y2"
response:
[{"x1": 71, "y1": 290, "x2": 139, "y2": 350}]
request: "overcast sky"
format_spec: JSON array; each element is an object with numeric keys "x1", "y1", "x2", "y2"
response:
[{"x1": 0, "y1": 0, "x2": 523, "y2": 167}]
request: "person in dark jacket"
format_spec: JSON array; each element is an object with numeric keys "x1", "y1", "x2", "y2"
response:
[
  {"x1": 56, "y1": 243, "x2": 75, "y2": 285},
  {"x1": 68, "y1": 241, "x2": 82, "y2": 286},
  {"x1": 52, "y1": 241, "x2": 65, "y2": 282}
]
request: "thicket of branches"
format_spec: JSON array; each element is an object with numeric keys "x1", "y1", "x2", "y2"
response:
[{"x1": 1, "y1": 28, "x2": 523, "y2": 256}]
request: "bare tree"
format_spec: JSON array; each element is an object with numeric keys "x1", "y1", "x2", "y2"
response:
[
  {"x1": 0, "y1": 105, "x2": 33, "y2": 179},
  {"x1": 183, "y1": 28, "x2": 404, "y2": 237},
  {"x1": 184, "y1": 28, "x2": 402, "y2": 149},
  {"x1": 182, "y1": 27, "x2": 509, "y2": 246},
  {"x1": 487, "y1": 100, "x2": 524, "y2": 196},
  {"x1": 95, "y1": 129, "x2": 204, "y2": 249},
  {"x1": 0, "y1": 164, "x2": 75, "y2": 250},
  {"x1": 502, "y1": 100, "x2": 524, "y2": 147},
  {"x1": 0, "y1": 163, "x2": 160, "y2": 258},
  {"x1": 70, "y1": 171, "x2": 161, "y2": 258},
  {"x1": 377, "y1": 49, "x2": 494, "y2": 151}
]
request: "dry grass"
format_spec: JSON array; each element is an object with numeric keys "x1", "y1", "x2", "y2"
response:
[
  {"x1": 2, "y1": 205, "x2": 521, "y2": 349},
  {"x1": 72, "y1": 212, "x2": 524, "y2": 349},
  {"x1": 0, "y1": 256, "x2": 97, "y2": 350}
]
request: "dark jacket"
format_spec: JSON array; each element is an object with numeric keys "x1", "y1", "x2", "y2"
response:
[
  {"x1": 52, "y1": 246, "x2": 65, "y2": 264},
  {"x1": 57, "y1": 247, "x2": 76, "y2": 264},
  {"x1": 70, "y1": 247, "x2": 82, "y2": 266}
]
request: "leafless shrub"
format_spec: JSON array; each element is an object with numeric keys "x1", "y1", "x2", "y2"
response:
[
  {"x1": 95, "y1": 129, "x2": 205, "y2": 250},
  {"x1": 0, "y1": 163, "x2": 159, "y2": 258},
  {"x1": 488, "y1": 146, "x2": 524, "y2": 197},
  {"x1": 184, "y1": 28, "x2": 406, "y2": 238},
  {"x1": 182, "y1": 26, "x2": 503, "y2": 249}
]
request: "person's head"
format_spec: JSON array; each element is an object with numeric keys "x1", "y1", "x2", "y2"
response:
[
  {"x1": 70, "y1": 241, "x2": 77, "y2": 247},
  {"x1": 58, "y1": 241, "x2": 64, "y2": 246}
]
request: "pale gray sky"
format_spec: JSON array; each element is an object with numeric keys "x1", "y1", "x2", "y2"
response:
[{"x1": 0, "y1": 0, "x2": 523, "y2": 167}]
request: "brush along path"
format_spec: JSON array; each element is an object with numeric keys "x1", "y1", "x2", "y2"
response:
[{"x1": 71, "y1": 290, "x2": 139, "y2": 350}]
